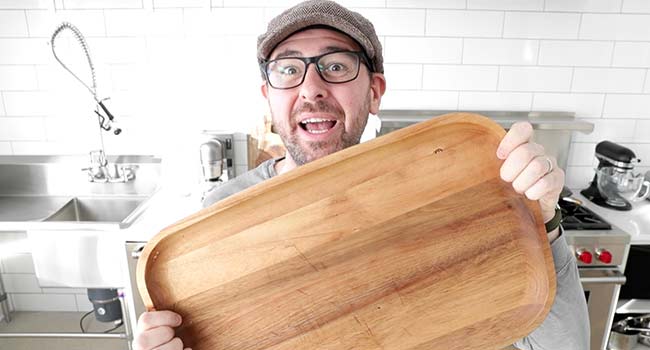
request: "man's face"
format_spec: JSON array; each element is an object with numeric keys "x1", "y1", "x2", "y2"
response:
[{"x1": 261, "y1": 28, "x2": 385, "y2": 166}]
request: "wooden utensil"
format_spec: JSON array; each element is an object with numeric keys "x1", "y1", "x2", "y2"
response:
[{"x1": 137, "y1": 112, "x2": 555, "y2": 350}]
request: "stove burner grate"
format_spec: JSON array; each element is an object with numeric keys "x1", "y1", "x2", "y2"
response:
[{"x1": 559, "y1": 202, "x2": 612, "y2": 230}]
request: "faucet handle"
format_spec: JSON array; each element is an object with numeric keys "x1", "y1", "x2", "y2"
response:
[{"x1": 89, "y1": 150, "x2": 107, "y2": 167}]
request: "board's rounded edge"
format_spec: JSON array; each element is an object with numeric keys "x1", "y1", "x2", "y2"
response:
[
  {"x1": 510, "y1": 199, "x2": 558, "y2": 338},
  {"x1": 136, "y1": 242, "x2": 156, "y2": 311}
]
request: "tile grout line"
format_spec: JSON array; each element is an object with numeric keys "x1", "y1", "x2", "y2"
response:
[
  {"x1": 576, "y1": 12, "x2": 583, "y2": 40},
  {"x1": 22, "y1": 9, "x2": 30, "y2": 37},
  {"x1": 423, "y1": 8, "x2": 427, "y2": 36},
  {"x1": 0, "y1": 91, "x2": 6, "y2": 115}
]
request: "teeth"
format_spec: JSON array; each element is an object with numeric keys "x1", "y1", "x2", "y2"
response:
[
  {"x1": 307, "y1": 129, "x2": 328, "y2": 134},
  {"x1": 301, "y1": 118, "x2": 336, "y2": 124}
]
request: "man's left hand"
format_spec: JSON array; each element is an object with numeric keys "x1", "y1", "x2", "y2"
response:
[{"x1": 496, "y1": 122, "x2": 565, "y2": 240}]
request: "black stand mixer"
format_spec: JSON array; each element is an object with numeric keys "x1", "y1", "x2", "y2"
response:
[{"x1": 581, "y1": 140, "x2": 640, "y2": 211}]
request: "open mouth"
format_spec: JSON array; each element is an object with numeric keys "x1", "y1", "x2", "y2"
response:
[{"x1": 299, "y1": 118, "x2": 338, "y2": 134}]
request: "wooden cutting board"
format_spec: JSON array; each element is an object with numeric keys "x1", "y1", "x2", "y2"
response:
[{"x1": 137, "y1": 112, "x2": 556, "y2": 350}]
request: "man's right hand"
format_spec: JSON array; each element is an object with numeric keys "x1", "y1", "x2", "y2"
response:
[{"x1": 133, "y1": 310, "x2": 190, "y2": 350}]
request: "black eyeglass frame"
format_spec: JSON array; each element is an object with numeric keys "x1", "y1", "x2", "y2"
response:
[{"x1": 260, "y1": 50, "x2": 374, "y2": 90}]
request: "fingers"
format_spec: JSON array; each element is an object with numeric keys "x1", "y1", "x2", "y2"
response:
[
  {"x1": 497, "y1": 122, "x2": 533, "y2": 160},
  {"x1": 137, "y1": 311, "x2": 182, "y2": 333},
  {"x1": 500, "y1": 142, "x2": 546, "y2": 183},
  {"x1": 497, "y1": 122, "x2": 567, "y2": 223},
  {"x1": 136, "y1": 326, "x2": 176, "y2": 350},
  {"x1": 511, "y1": 155, "x2": 555, "y2": 195},
  {"x1": 524, "y1": 167, "x2": 564, "y2": 201},
  {"x1": 134, "y1": 311, "x2": 185, "y2": 350},
  {"x1": 152, "y1": 337, "x2": 185, "y2": 350}
]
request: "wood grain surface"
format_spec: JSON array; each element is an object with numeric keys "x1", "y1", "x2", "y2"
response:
[{"x1": 137, "y1": 112, "x2": 556, "y2": 350}]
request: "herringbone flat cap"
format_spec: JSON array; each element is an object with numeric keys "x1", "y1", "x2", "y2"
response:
[{"x1": 257, "y1": 0, "x2": 384, "y2": 73}]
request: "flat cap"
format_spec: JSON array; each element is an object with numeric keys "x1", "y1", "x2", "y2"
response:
[{"x1": 257, "y1": 0, "x2": 384, "y2": 74}]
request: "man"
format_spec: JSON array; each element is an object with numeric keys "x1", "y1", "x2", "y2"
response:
[{"x1": 134, "y1": 1, "x2": 589, "y2": 349}]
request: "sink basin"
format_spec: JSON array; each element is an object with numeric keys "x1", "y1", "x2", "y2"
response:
[
  {"x1": 44, "y1": 196, "x2": 149, "y2": 228},
  {"x1": 0, "y1": 195, "x2": 71, "y2": 221}
]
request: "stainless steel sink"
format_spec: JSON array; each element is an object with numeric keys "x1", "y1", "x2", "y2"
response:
[
  {"x1": 0, "y1": 155, "x2": 161, "y2": 230},
  {"x1": 0, "y1": 155, "x2": 162, "y2": 289},
  {"x1": 0, "y1": 195, "x2": 71, "y2": 222},
  {"x1": 44, "y1": 196, "x2": 149, "y2": 228}
]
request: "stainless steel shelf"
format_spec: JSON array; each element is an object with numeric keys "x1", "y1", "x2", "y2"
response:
[
  {"x1": 617, "y1": 299, "x2": 650, "y2": 314},
  {"x1": 378, "y1": 110, "x2": 594, "y2": 132}
]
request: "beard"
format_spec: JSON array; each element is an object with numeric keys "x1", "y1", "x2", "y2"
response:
[{"x1": 272, "y1": 97, "x2": 370, "y2": 166}]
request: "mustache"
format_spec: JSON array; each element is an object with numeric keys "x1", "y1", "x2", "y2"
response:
[{"x1": 292, "y1": 100, "x2": 344, "y2": 119}]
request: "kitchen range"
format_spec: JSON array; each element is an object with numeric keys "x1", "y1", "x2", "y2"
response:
[
  {"x1": 560, "y1": 190, "x2": 630, "y2": 350},
  {"x1": 561, "y1": 138, "x2": 650, "y2": 350}
]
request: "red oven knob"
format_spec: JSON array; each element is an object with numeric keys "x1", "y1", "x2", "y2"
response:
[
  {"x1": 597, "y1": 250, "x2": 613, "y2": 264},
  {"x1": 576, "y1": 249, "x2": 592, "y2": 264}
]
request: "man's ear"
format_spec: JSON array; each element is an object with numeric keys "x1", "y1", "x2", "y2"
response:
[
  {"x1": 368, "y1": 73, "x2": 386, "y2": 115},
  {"x1": 261, "y1": 81, "x2": 269, "y2": 99}
]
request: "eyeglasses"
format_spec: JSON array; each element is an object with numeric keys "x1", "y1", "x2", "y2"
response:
[{"x1": 260, "y1": 50, "x2": 372, "y2": 89}]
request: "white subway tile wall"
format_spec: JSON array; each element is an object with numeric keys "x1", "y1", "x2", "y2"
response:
[
  {"x1": 498, "y1": 66, "x2": 572, "y2": 92},
  {"x1": 544, "y1": 0, "x2": 622, "y2": 13},
  {"x1": 0, "y1": 2, "x2": 646, "y2": 191},
  {"x1": 0, "y1": 10, "x2": 28, "y2": 37},
  {"x1": 459, "y1": 91, "x2": 533, "y2": 111},
  {"x1": 603, "y1": 94, "x2": 650, "y2": 118},
  {"x1": 468, "y1": 0, "x2": 544, "y2": 11},
  {"x1": 580, "y1": 14, "x2": 650, "y2": 41},
  {"x1": 0, "y1": 142, "x2": 11, "y2": 152},
  {"x1": 462, "y1": 39, "x2": 539, "y2": 65},
  {"x1": 422, "y1": 65, "x2": 498, "y2": 91},
  {"x1": 612, "y1": 42, "x2": 650, "y2": 68},
  {"x1": 622, "y1": 0, "x2": 650, "y2": 13},
  {"x1": 425, "y1": 10, "x2": 503, "y2": 38},
  {"x1": 503, "y1": 12, "x2": 581, "y2": 40},
  {"x1": 360, "y1": 9, "x2": 424, "y2": 36},
  {"x1": 538, "y1": 41, "x2": 614, "y2": 67},
  {"x1": 532, "y1": 93, "x2": 605, "y2": 118},
  {"x1": 0, "y1": 0, "x2": 51, "y2": 10},
  {"x1": 572, "y1": 68, "x2": 646, "y2": 93}
]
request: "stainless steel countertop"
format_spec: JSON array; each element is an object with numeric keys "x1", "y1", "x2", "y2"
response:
[{"x1": 378, "y1": 110, "x2": 594, "y2": 132}]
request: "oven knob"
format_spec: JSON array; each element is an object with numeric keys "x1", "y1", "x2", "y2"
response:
[
  {"x1": 597, "y1": 249, "x2": 613, "y2": 264},
  {"x1": 576, "y1": 249, "x2": 592, "y2": 264}
]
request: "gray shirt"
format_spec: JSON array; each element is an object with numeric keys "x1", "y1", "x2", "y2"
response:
[{"x1": 203, "y1": 158, "x2": 590, "y2": 350}]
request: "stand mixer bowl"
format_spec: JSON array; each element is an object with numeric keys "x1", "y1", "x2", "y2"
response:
[{"x1": 596, "y1": 167, "x2": 650, "y2": 207}]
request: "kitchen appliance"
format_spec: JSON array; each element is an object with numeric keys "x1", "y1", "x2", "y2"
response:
[
  {"x1": 581, "y1": 141, "x2": 647, "y2": 211},
  {"x1": 199, "y1": 131, "x2": 235, "y2": 183},
  {"x1": 560, "y1": 188, "x2": 631, "y2": 350},
  {"x1": 608, "y1": 317, "x2": 645, "y2": 350},
  {"x1": 200, "y1": 138, "x2": 227, "y2": 182},
  {"x1": 608, "y1": 315, "x2": 650, "y2": 349},
  {"x1": 197, "y1": 131, "x2": 236, "y2": 202},
  {"x1": 87, "y1": 288, "x2": 123, "y2": 323}
]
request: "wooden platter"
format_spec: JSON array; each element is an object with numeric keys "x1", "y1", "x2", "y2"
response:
[{"x1": 137, "y1": 112, "x2": 556, "y2": 350}]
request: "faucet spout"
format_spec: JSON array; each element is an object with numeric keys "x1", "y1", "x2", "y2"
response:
[{"x1": 82, "y1": 150, "x2": 136, "y2": 183}]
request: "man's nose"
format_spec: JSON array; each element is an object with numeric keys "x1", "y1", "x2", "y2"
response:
[{"x1": 299, "y1": 64, "x2": 328, "y2": 101}]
